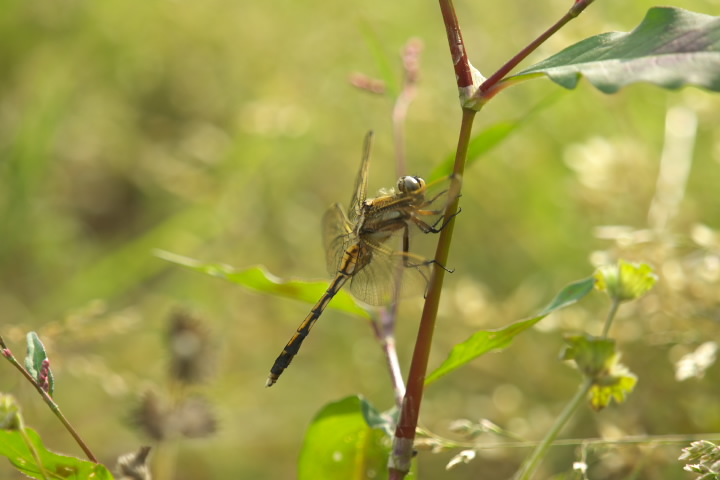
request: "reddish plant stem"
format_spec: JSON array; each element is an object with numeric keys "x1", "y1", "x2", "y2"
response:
[
  {"x1": 389, "y1": 3, "x2": 477, "y2": 478},
  {"x1": 479, "y1": 0, "x2": 595, "y2": 100},
  {"x1": 389, "y1": 109, "x2": 475, "y2": 478},
  {"x1": 397, "y1": 112, "x2": 475, "y2": 433},
  {"x1": 439, "y1": 0, "x2": 474, "y2": 88},
  {"x1": 389, "y1": 0, "x2": 595, "y2": 477},
  {"x1": 0, "y1": 335, "x2": 99, "y2": 463}
]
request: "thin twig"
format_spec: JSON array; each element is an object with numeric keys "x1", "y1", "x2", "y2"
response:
[
  {"x1": 0, "y1": 335, "x2": 99, "y2": 463},
  {"x1": 513, "y1": 379, "x2": 593, "y2": 480},
  {"x1": 418, "y1": 428, "x2": 720, "y2": 451},
  {"x1": 371, "y1": 309, "x2": 406, "y2": 409},
  {"x1": 602, "y1": 297, "x2": 620, "y2": 338},
  {"x1": 390, "y1": 109, "x2": 476, "y2": 478},
  {"x1": 388, "y1": 2, "x2": 477, "y2": 478},
  {"x1": 438, "y1": 0, "x2": 474, "y2": 88},
  {"x1": 392, "y1": 38, "x2": 423, "y2": 177},
  {"x1": 478, "y1": 0, "x2": 596, "y2": 101}
]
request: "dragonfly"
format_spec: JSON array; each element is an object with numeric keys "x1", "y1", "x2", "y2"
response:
[{"x1": 266, "y1": 131, "x2": 460, "y2": 387}]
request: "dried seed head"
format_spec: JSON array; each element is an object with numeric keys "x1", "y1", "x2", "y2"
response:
[
  {"x1": 349, "y1": 73, "x2": 386, "y2": 95},
  {"x1": 402, "y1": 38, "x2": 423, "y2": 86},
  {"x1": 115, "y1": 446, "x2": 152, "y2": 480},
  {"x1": 167, "y1": 310, "x2": 215, "y2": 385},
  {"x1": 131, "y1": 390, "x2": 168, "y2": 442},
  {"x1": 174, "y1": 396, "x2": 217, "y2": 439}
]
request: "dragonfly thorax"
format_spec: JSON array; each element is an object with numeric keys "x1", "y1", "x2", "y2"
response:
[{"x1": 397, "y1": 175, "x2": 426, "y2": 195}]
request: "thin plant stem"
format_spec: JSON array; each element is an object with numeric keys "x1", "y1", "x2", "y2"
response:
[
  {"x1": 381, "y1": 38, "x2": 424, "y2": 407},
  {"x1": 389, "y1": 108, "x2": 476, "y2": 479},
  {"x1": 152, "y1": 440, "x2": 179, "y2": 480},
  {"x1": 388, "y1": 2, "x2": 476, "y2": 478},
  {"x1": 15, "y1": 413, "x2": 50, "y2": 480},
  {"x1": 478, "y1": 0, "x2": 596, "y2": 101},
  {"x1": 438, "y1": 0, "x2": 474, "y2": 88},
  {"x1": 392, "y1": 97, "x2": 409, "y2": 178},
  {"x1": 392, "y1": 39, "x2": 422, "y2": 178},
  {"x1": 0, "y1": 335, "x2": 98, "y2": 463},
  {"x1": 513, "y1": 378, "x2": 593, "y2": 480},
  {"x1": 389, "y1": 0, "x2": 599, "y2": 477},
  {"x1": 514, "y1": 283, "x2": 623, "y2": 479},
  {"x1": 602, "y1": 297, "x2": 621, "y2": 338},
  {"x1": 372, "y1": 308, "x2": 406, "y2": 408},
  {"x1": 418, "y1": 429, "x2": 720, "y2": 451}
]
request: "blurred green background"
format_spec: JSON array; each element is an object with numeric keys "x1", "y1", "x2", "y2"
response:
[{"x1": 2, "y1": 0, "x2": 720, "y2": 478}]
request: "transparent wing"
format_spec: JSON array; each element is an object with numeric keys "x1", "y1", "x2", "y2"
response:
[
  {"x1": 343, "y1": 175, "x2": 461, "y2": 306},
  {"x1": 348, "y1": 241, "x2": 431, "y2": 306},
  {"x1": 348, "y1": 131, "x2": 374, "y2": 224},
  {"x1": 322, "y1": 202, "x2": 353, "y2": 276}
]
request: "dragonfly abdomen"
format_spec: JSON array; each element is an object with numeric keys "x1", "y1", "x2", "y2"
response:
[{"x1": 265, "y1": 244, "x2": 361, "y2": 387}]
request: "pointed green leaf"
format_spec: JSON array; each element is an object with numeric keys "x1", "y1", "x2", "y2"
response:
[
  {"x1": 510, "y1": 7, "x2": 720, "y2": 94},
  {"x1": 24, "y1": 332, "x2": 54, "y2": 397},
  {"x1": 425, "y1": 276, "x2": 595, "y2": 385},
  {"x1": 594, "y1": 260, "x2": 657, "y2": 302},
  {"x1": 299, "y1": 395, "x2": 390, "y2": 480},
  {"x1": 156, "y1": 250, "x2": 370, "y2": 319},
  {"x1": 0, "y1": 427, "x2": 113, "y2": 480}
]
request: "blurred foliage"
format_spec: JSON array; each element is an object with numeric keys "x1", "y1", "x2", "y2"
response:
[{"x1": 1, "y1": 0, "x2": 720, "y2": 478}]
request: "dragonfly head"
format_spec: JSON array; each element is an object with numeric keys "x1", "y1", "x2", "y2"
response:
[{"x1": 397, "y1": 175, "x2": 426, "y2": 195}]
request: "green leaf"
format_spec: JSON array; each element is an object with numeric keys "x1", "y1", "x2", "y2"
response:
[
  {"x1": 299, "y1": 395, "x2": 390, "y2": 480},
  {"x1": 561, "y1": 335, "x2": 637, "y2": 411},
  {"x1": 24, "y1": 332, "x2": 54, "y2": 397},
  {"x1": 0, "y1": 427, "x2": 114, "y2": 480},
  {"x1": 594, "y1": 260, "x2": 657, "y2": 302},
  {"x1": 429, "y1": 90, "x2": 565, "y2": 181},
  {"x1": 510, "y1": 7, "x2": 720, "y2": 94},
  {"x1": 156, "y1": 250, "x2": 370, "y2": 320},
  {"x1": 425, "y1": 276, "x2": 596, "y2": 385}
]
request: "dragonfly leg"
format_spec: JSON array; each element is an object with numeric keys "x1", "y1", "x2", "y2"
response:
[
  {"x1": 399, "y1": 232, "x2": 454, "y2": 287},
  {"x1": 398, "y1": 225, "x2": 435, "y2": 291},
  {"x1": 399, "y1": 255, "x2": 454, "y2": 299},
  {"x1": 399, "y1": 218, "x2": 455, "y2": 273},
  {"x1": 424, "y1": 189, "x2": 450, "y2": 208},
  {"x1": 410, "y1": 207, "x2": 462, "y2": 234},
  {"x1": 420, "y1": 258, "x2": 455, "y2": 273},
  {"x1": 419, "y1": 173, "x2": 463, "y2": 213}
]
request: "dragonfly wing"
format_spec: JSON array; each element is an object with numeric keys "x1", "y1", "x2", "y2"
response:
[
  {"x1": 322, "y1": 202, "x2": 353, "y2": 276},
  {"x1": 348, "y1": 242, "x2": 431, "y2": 306},
  {"x1": 347, "y1": 131, "x2": 374, "y2": 224}
]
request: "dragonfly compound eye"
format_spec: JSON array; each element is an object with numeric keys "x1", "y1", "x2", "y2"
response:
[{"x1": 398, "y1": 176, "x2": 425, "y2": 193}]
